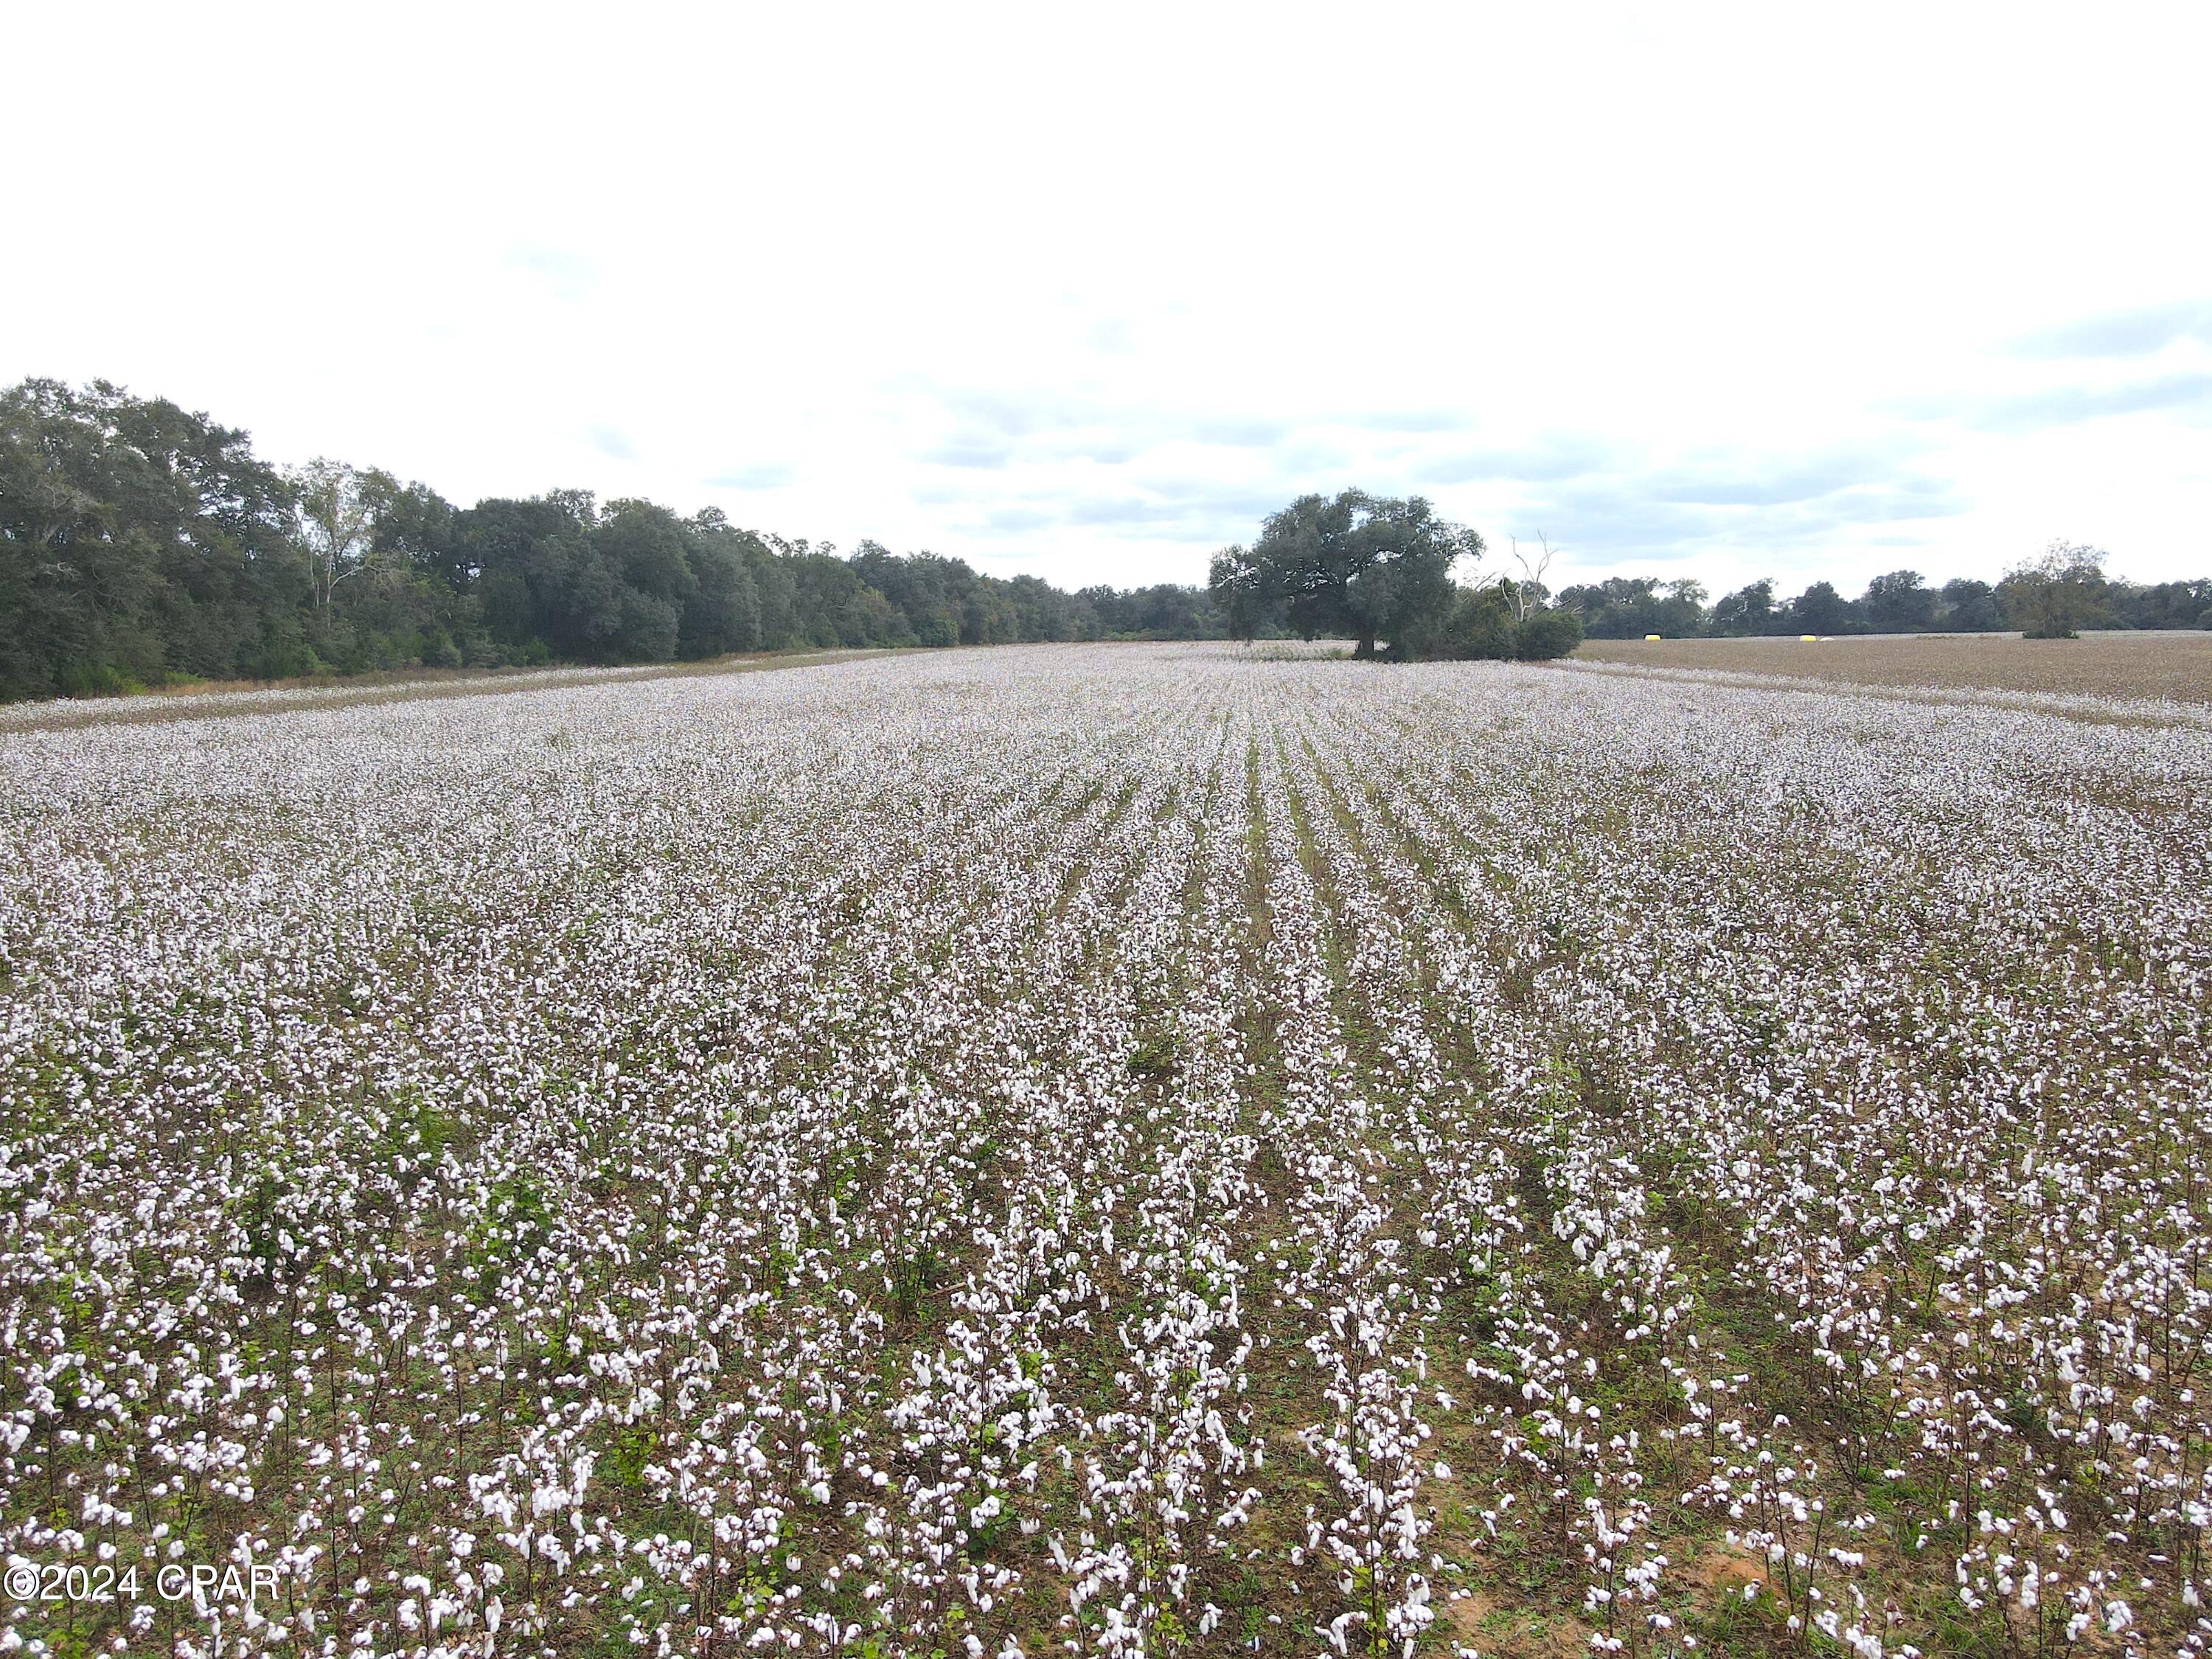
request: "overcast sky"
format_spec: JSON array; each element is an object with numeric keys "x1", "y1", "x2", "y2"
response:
[{"x1": 8, "y1": 3, "x2": 2209, "y2": 594}]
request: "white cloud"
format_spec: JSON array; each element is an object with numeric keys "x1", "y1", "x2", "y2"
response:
[{"x1": 5, "y1": 1, "x2": 2208, "y2": 594}]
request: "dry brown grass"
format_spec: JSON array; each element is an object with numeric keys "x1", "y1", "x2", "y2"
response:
[{"x1": 1574, "y1": 630, "x2": 2212, "y2": 704}]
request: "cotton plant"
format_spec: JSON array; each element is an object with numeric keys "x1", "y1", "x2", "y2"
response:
[{"x1": 2, "y1": 644, "x2": 2209, "y2": 1659}]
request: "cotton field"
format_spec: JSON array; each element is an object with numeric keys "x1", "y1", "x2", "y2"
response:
[{"x1": 4, "y1": 643, "x2": 2209, "y2": 1659}]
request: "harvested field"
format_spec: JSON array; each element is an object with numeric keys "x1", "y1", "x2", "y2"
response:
[
  {"x1": 4, "y1": 642, "x2": 2210, "y2": 1658},
  {"x1": 1576, "y1": 629, "x2": 2212, "y2": 703}
]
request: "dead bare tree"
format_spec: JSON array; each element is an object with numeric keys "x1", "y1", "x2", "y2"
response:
[{"x1": 1507, "y1": 532, "x2": 1560, "y2": 622}]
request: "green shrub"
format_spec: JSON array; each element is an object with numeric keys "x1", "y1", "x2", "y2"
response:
[
  {"x1": 1513, "y1": 606, "x2": 1584, "y2": 660},
  {"x1": 1443, "y1": 589, "x2": 1518, "y2": 660},
  {"x1": 245, "y1": 639, "x2": 323, "y2": 681},
  {"x1": 1418, "y1": 591, "x2": 1584, "y2": 661},
  {"x1": 56, "y1": 661, "x2": 144, "y2": 699}
]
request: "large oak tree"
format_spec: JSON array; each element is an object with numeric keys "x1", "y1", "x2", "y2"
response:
[{"x1": 1209, "y1": 490, "x2": 1484, "y2": 658}]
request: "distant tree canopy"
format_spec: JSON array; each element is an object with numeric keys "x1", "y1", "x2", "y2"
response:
[
  {"x1": 1208, "y1": 490, "x2": 1583, "y2": 661},
  {"x1": 1861, "y1": 568, "x2": 1941, "y2": 634},
  {"x1": 1559, "y1": 549, "x2": 2207, "y2": 641},
  {"x1": 0, "y1": 379, "x2": 1232, "y2": 703},
  {"x1": 1999, "y1": 541, "x2": 2110, "y2": 640}
]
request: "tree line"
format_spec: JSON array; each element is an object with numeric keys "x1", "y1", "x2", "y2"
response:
[
  {"x1": 14, "y1": 379, "x2": 2194, "y2": 704},
  {"x1": 1558, "y1": 544, "x2": 2211, "y2": 642},
  {"x1": 0, "y1": 379, "x2": 1231, "y2": 702}
]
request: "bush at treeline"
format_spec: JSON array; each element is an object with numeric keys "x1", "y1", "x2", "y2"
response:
[
  {"x1": 1560, "y1": 554, "x2": 2211, "y2": 642},
  {"x1": 1208, "y1": 490, "x2": 1585, "y2": 661},
  {"x1": 0, "y1": 380, "x2": 1231, "y2": 702}
]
